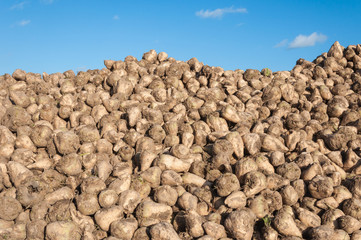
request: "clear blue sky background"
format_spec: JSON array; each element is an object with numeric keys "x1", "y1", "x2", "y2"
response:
[{"x1": 1, "y1": 0, "x2": 360, "y2": 75}]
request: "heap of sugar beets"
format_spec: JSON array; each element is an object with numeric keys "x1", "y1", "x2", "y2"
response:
[{"x1": 0, "y1": 41, "x2": 361, "y2": 240}]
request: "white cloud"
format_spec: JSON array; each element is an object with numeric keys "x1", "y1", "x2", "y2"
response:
[
  {"x1": 18, "y1": 20, "x2": 31, "y2": 26},
  {"x1": 10, "y1": 1, "x2": 27, "y2": 10},
  {"x1": 113, "y1": 15, "x2": 119, "y2": 20},
  {"x1": 196, "y1": 6, "x2": 247, "y2": 19},
  {"x1": 274, "y1": 39, "x2": 288, "y2": 48},
  {"x1": 288, "y1": 32, "x2": 327, "y2": 49}
]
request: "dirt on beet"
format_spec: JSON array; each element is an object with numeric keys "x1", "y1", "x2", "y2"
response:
[{"x1": 0, "y1": 42, "x2": 361, "y2": 240}]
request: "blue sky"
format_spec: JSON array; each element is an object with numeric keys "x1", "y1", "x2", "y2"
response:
[{"x1": 1, "y1": 0, "x2": 360, "y2": 75}]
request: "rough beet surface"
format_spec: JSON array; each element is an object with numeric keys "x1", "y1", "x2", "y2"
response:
[{"x1": 0, "y1": 41, "x2": 361, "y2": 239}]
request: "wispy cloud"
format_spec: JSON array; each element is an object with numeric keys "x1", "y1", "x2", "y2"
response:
[
  {"x1": 113, "y1": 15, "x2": 119, "y2": 20},
  {"x1": 10, "y1": 1, "x2": 27, "y2": 10},
  {"x1": 17, "y1": 20, "x2": 31, "y2": 27},
  {"x1": 196, "y1": 6, "x2": 247, "y2": 19},
  {"x1": 275, "y1": 32, "x2": 327, "y2": 49},
  {"x1": 288, "y1": 32, "x2": 327, "y2": 48},
  {"x1": 274, "y1": 39, "x2": 288, "y2": 48}
]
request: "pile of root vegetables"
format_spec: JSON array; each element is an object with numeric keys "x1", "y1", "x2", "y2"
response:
[{"x1": 1, "y1": 41, "x2": 361, "y2": 240}]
